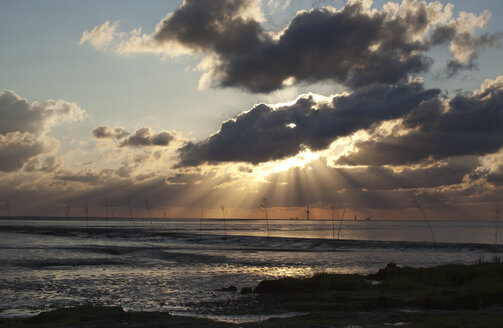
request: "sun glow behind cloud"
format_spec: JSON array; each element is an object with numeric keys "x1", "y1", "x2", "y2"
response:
[{"x1": 256, "y1": 148, "x2": 321, "y2": 175}]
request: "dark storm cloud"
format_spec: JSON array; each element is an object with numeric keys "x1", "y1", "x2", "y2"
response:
[
  {"x1": 177, "y1": 82, "x2": 440, "y2": 166},
  {"x1": 152, "y1": 0, "x2": 428, "y2": 91},
  {"x1": 91, "y1": 126, "x2": 128, "y2": 139},
  {"x1": 337, "y1": 133, "x2": 503, "y2": 166},
  {"x1": 119, "y1": 127, "x2": 175, "y2": 147},
  {"x1": 338, "y1": 77, "x2": 503, "y2": 165},
  {"x1": 127, "y1": 0, "x2": 499, "y2": 92}
]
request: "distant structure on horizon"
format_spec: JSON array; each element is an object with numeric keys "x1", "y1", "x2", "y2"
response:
[{"x1": 306, "y1": 206, "x2": 310, "y2": 220}]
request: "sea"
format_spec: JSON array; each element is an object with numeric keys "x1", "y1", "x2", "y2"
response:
[{"x1": 1, "y1": 217, "x2": 502, "y2": 322}]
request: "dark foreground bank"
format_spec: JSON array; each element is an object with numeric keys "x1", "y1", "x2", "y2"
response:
[
  {"x1": 2, "y1": 306, "x2": 503, "y2": 328},
  {"x1": 2, "y1": 260, "x2": 503, "y2": 327}
]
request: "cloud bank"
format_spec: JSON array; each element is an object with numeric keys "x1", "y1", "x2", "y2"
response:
[
  {"x1": 338, "y1": 76, "x2": 503, "y2": 165},
  {"x1": 81, "y1": 0, "x2": 500, "y2": 92},
  {"x1": 178, "y1": 81, "x2": 440, "y2": 166}
]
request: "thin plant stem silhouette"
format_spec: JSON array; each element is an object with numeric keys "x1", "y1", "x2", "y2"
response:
[
  {"x1": 496, "y1": 203, "x2": 500, "y2": 245},
  {"x1": 128, "y1": 199, "x2": 135, "y2": 228},
  {"x1": 259, "y1": 197, "x2": 270, "y2": 237},
  {"x1": 337, "y1": 206, "x2": 347, "y2": 240},
  {"x1": 200, "y1": 205, "x2": 204, "y2": 241},
  {"x1": 84, "y1": 204, "x2": 89, "y2": 229},
  {"x1": 105, "y1": 199, "x2": 109, "y2": 227},
  {"x1": 330, "y1": 202, "x2": 336, "y2": 239},
  {"x1": 412, "y1": 201, "x2": 435, "y2": 243},
  {"x1": 6, "y1": 200, "x2": 11, "y2": 227},
  {"x1": 163, "y1": 209, "x2": 169, "y2": 231},
  {"x1": 65, "y1": 205, "x2": 71, "y2": 226},
  {"x1": 145, "y1": 201, "x2": 153, "y2": 233},
  {"x1": 217, "y1": 203, "x2": 227, "y2": 240}
]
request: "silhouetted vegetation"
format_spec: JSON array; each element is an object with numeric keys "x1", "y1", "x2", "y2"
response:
[
  {"x1": 251, "y1": 260, "x2": 503, "y2": 312},
  {"x1": 255, "y1": 272, "x2": 369, "y2": 293},
  {"x1": 217, "y1": 203, "x2": 227, "y2": 240}
]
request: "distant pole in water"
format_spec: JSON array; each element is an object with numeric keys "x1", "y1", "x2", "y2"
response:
[
  {"x1": 6, "y1": 200, "x2": 11, "y2": 227},
  {"x1": 163, "y1": 209, "x2": 169, "y2": 230},
  {"x1": 199, "y1": 205, "x2": 204, "y2": 241},
  {"x1": 128, "y1": 199, "x2": 135, "y2": 227},
  {"x1": 145, "y1": 200, "x2": 153, "y2": 232},
  {"x1": 306, "y1": 206, "x2": 310, "y2": 220},
  {"x1": 259, "y1": 197, "x2": 270, "y2": 237},
  {"x1": 217, "y1": 203, "x2": 227, "y2": 240},
  {"x1": 330, "y1": 202, "x2": 336, "y2": 240},
  {"x1": 337, "y1": 206, "x2": 347, "y2": 240},
  {"x1": 412, "y1": 201, "x2": 435, "y2": 243},
  {"x1": 65, "y1": 205, "x2": 71, "y2": 226},
  {"x1": 105, "y1": 199, "x2": 109, "y2": 226},
  {"x1": 84, "y1": 204, "x2": 89, "y2": 229},
  {"x1": 496, "y1": 203, "x2": 500, "y2": 245}
]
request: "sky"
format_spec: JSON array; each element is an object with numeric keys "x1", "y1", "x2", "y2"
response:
[{"x1": 1, "y1": 0, "x2": 503, "y2": 220}]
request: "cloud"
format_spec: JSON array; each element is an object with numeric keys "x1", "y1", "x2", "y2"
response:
[
  {"x1": 91, "y1": 125, "x2": 176, "y2": 148},
  {"x1": 92, "y1": 125, "x2": 128, "y2": 139},
  {"x1": 430, "y1": 10, "x2": 501, "y2": 76},
  {"x1": 177, "y1": 81, "x2": 439, "y2": 166},
  {"x1": 24, "y1": 156, "x2": 62, "y2": 173},
  {"x1": 337, "y1": 76, "x2": 503, "y2": 166},
  {"x1": 0, "y1": 90, "x2": 86, "y2": 172},
  {"x1": 81, "y1": 0, "x2": 500, "y2": 92},
  {"x1": 0, "y1": 90, "x2": 87, "y2": 135},
  {"x1": 54, "y1": 169, "x2": 119, "y2": 186},
  {"x1": 0, "y1": 132, "x2": 56, "y2": 172},
  {"x1": 267, "y1": 0, "x2": 291, "y2": 13},
  {"x1": 166, "y1": 172, "x2": 206, "y2": 185},
  {"x1": 119, "y1": 127, "x2": 176, "y2": 147},
  {"x1": 54, "y1": 166, "x2": 142, "y2": 186},
  {"x1": 79, "y1": 21, "x2": 121, "y2": 49}
]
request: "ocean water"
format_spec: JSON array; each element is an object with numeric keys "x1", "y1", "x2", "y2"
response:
[{"x1": 0, "y1": 217, "x2": 502, "y2": 319}]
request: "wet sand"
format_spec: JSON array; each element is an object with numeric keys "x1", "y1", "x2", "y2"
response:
[{"x1": 1, "y1": 223, "x2": 502, "y2": 323}]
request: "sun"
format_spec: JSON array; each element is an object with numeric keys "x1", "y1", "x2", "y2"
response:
[{"x1": 256, "y1": 148, "x2": 321, "y2": 176}]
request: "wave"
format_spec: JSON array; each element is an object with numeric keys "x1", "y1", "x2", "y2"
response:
[{"x1": 2, "y1": 225, "x2": 502, "y2": 254}]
